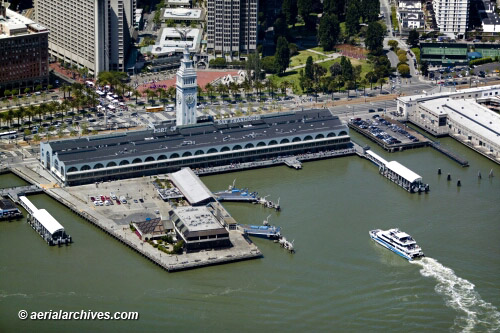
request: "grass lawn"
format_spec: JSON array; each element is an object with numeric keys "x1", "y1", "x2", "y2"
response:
[
  {"x1": 289, "y1": 50, "x2": 326, "y2": 67},
  {"x1": 310, "y1": 47, "x2": 337, "y2": 55},
  {"x1": 411, "y1": 47, "x2": 420, "y2": 63},
  {"x1": 272, "y1": 57, "x2": 374, "y2": 95}
]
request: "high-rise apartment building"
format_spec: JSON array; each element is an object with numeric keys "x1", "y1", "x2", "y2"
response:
[
  {"x1": 207, "y1": 0, "x2": 257, "y2": 57},
  {"x1": 34, "y1": 0, "x2": 135, "y2": 75},
  {"x1": 432, "y1": 0, "x2": 469, "y2": 37},
  {"x1": 0, "y1": 2, "x2": 49, "y2": 93}
]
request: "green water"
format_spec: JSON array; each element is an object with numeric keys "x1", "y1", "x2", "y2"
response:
[{"x1": 1, "y1": 135, "x2": 499, "y2": 332}]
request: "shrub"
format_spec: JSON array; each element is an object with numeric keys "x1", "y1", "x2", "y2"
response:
[{"x1": 469, "y1": 57, "x2": 494, "y2": 67}]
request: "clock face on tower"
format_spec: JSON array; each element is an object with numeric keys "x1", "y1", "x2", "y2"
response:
[{"x1": 186, "y1": 94, "x2": 195, "y2": 106}]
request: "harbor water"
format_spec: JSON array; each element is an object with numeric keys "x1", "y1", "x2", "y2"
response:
[{"x1": 1, "y1": 134, "x2": 499, "y2": 332}]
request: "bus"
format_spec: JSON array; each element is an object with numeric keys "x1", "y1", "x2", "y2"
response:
[
  {"x1": 146, "y1": 106, "x2": 164, "y2": 113},
  {"x1": 0, "y1": 130, "x2": 18, "y2": 139}
]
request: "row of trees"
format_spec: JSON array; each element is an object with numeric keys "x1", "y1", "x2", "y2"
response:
[{"x1": 298, "y1": 55, "x2": 391, "y2": 97}]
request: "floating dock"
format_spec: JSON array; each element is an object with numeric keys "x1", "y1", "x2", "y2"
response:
[
  {"x1": 19, "y1": 195, "x2": 72, "y2": 245},
  {"x1": 356, "y1": 145, "x2": 429, "y2": 193}
]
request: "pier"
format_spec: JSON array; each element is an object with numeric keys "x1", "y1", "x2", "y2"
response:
[
  {"x1": 7, "y1": 166, "x2": 262, "y2": 272},
  {"x1": 0, "y1": 184, "x2": 43, "y2": 203},
  {"x1": 430, "y1": 142, "x2": 469, "y2": 167},
  {"x1": 355, "y1": 144, "x2": 429, "y2": 193},
  {"x1": 19, "y1": 195, "x2": 72, "y2": 245}
]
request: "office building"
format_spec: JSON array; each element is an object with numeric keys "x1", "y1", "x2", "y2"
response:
[
  {"x1": 0, "y1": 2, "x2": 49, "y2": 93},
  {"x1": 432, "y1": 0, "x2": 469, "y2": 38},
  {"x1": 207, "y1": 0, "x2": 257, "y2": 57},
  {"x1": 34, "y1": 0, "x2": 136, "y2": 75}
]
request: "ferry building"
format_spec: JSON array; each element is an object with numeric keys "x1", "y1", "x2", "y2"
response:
[{"x1": 40, "y1": 109, "x2": 350, "y2": 185}]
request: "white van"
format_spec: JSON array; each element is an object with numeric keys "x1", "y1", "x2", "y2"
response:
[{"x1": 110, "y1": 192, "x2": 117, "y2": 200}]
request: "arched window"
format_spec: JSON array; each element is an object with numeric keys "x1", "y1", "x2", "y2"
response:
[
  {"x1": 327, "y1": 132, "x2": 336, "y2": 137},
  {"x1": 304, "y1": 135, "x2": 313, "y2": 141},
  {"x1": 157, "y1": 155, "x2": 167, "y2": 160},
  {"x1": 119, "y1": 160, "x2": 130, "y2": 166},
  {"x1": 145, "y1": 156, "x2": 155, "y2": 162},
  {"x1": 182, "y1": 152, "x2": 192, "y2": 157},
  {"x1": 233, "y1": 145, "x2": 242, "y2": 150},
  {"x1": 170, "y1": 153, "x2": 180, "y2": 158},
  {"x1": 256, "y1": 141, "x2": 266, "y2": 147},
  {"x1": 195, "y1": 150, "x2": 204, "y2": 155},
  {"x1": 60, "y1": 167, "x2": 65, "y2": 176},
  {"x1": 339, "y1": 131, "x2": 348, "y2": 136},
  {"x1": 280, "y1": 138, "x2": 290, "y2": 144},
  {"x1": 81, "y1": 165, "x2": 91, "y2": 171},
  {"x1": 94, "y1": 163, "x2": 104, "y2": 169},
  {"x1": 207, "y1": 148, "x2": 218, "y2": 154},
  {"x1": 244, "y1": 143, "x2": 254, "y2": 149},
  {"x1": 221, "y1": 146, "x2": 230, "y2": 152},
  {"x1": 268, "y1": 140, "x2": 278, "y2": 145},
  {"x1": 132, "y1": 158, "x2": 142, "y2": 164},
  {"x1": 292, "y1": 137, "x2": 301, "y2": 142},
  {"x1": 106, "y1": 161, "x2": 117, "y2": 167},
  {"x1": 315, "y1": 134, "x2": 325, "y2": 139},
  {"x1": 68, "y1": 167, "x2": 78, "y2": 173}
]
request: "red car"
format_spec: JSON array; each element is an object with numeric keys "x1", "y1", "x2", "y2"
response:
[
  {"x1": 90, "y1": 196, "x2": 96, "y2": 202},
  {"x1": 116, "y1": 199, "x2": 121, "y2": 205},
  {"x1": 100, "y1": 195, "x2": 105, "y2": 201}
]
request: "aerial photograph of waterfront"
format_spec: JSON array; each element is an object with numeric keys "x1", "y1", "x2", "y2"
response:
[{"x1": 1, "y1": 0, "x2": 500, "y2": 331}]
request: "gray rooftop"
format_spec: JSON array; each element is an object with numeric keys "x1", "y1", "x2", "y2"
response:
[{"x1": 48, "y1": 109, "x2": 346, "y2": 165}]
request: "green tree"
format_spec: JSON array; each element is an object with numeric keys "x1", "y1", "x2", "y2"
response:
[
  {"x1": 420, "y1": 61, "x2": 429, "y2": 76},
  {"x1": 365, "y1": 21, "x2": 385, "y2": 52},
  {"x1": 274, "y1": 37, "x2": 290, "y2": 75},
  {"x1": 298, "y1": 0, "x2": 316, "y2": 29},
  {"x1": 323, "y1": 0, "x2": 345, "y2": 17},
  {"x1": 365, "y1": 71, "x2": 377, "y2": 89},
  {"x1": 407, "y1": 29, "x2": 420, "y2": 47},
  {"x1": 262, "y1": 56, "x2": 277, "y2": 74},
  {"x1": 388, "y1": 40, "x2": 399, "y2": 50},
  {"x1": 397, "y1": 63, "x2": 410, "y2": 76},
  {"x1": 340, "y1": 56, "x2": 354, "y2": 81},
  {"x1": 345, "y1": 1, "x2": 361, "y2": 35},
  {"x1": 318, "y1": 14, "x2": 340, "y2": 51},
  {"x1": 273, "y1": 17, "x2": 288, "y2": 39},
  {"x1": 166, "y1": 19, "x2": 175, "y2": 27},
  {"x1": 344, "y1": 80, "x2": 356, "y2": 97},
  {"x1": 282, "y1": 0, "x2": 298, "y2": 27},
  {"x1": 246, "y1": 53, "x2": 262, "y2": 83},
  {"x1": 305, "y1": 56, "x2": 314, "y2": 80}
]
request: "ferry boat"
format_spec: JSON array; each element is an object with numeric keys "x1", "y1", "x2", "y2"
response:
[
  {"x1": 239, "y1": 224, "x2": 281, "y2": 239},
  {"x1": 369, "y1": 228, "x2": 424, "y2": 261}
]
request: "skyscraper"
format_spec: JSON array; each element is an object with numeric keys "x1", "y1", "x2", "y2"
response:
[
  {"x1": 176, "y1": 46, "x2": 198, "y2": 126},
  {"x1": 34, "y1": 0, "x2": 135, "y2": 75},
  {"x1": 432, "y1": 0, "x2": 469, "y2": 37},
  {"x1": 0, "y1": 2, "x2": 49, "y2": 93},
  {"x1": 207, "y1": 0, "x2": 257, "y2": 57}
]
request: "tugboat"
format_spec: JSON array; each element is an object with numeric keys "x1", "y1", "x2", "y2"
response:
[{"x1": 369, "y1": 228, "x2": 424, "y2": 261}]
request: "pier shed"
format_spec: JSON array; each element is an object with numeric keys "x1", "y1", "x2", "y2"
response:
[
  {"x1": 382, "y1": 161, "x2": 427, "y2": 192},
  {"x1": 169, "y1": 167, "x2": 214, "y2": 205},
  {"x1": 31, "y1": 209, "x2": 71, "y2": 245}
]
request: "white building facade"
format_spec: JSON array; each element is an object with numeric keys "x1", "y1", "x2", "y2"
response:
[
  {"x1": 207, "y1": 0, "x2": 257, "y2": 57},
  {"x1": 34, "y1": 0, "x2": 136, "y2": 75},
  {"x1": 432, "y1": 0, "x2": 469, "y2": 37},
  {"x1": 176, "y1": 46, "x2": 197, "y2": 126}
]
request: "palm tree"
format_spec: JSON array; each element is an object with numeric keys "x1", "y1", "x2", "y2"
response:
[
  {"x1": 146, "y1": 89, "x2": 157, "y2": 104},
  {"x1": 280, "y1": 80, "x2": 290, "y2": 96},
  {"x1": 36, "y1": 104, "x2": 45, "y2": 126},
  {"x1": 132, "y1": 89, "x2": 141, "y2": 104},
  {"x1": 62, "y1": 84, "x2": 71, "y2": 99},
  {"x1": 365, "y1": 71, "x2": 376, "y2": 90},
  {"x1": 204, "y1": 83, "x2": 214, "y2": 101},
  {"x1": 14, "y1": 107, "x2": 25, "y2": 127},
  {"x1": 143, "y1": 88, "x2": 152, "y2": 103},
  {"x1": 377, "y1": 77, "x2": 387, "y2": 91},
  {"x1": 360, "y1": 78, "x2": 369, "y2": 97},
  {"x1": 216, "y1": 84, "x2": 227, "y2": 100},
  {"x1": 254, "y1": 81, "x2": 264, "y2": 101},
  {"x1": 157, "y1": 88, "x2": 166, "y2": 102},
  {"x1": 6, "y1": 110, "x2": 14, "y2": 127},
  {"x1": 167, "y1": 86, "x2": 176, "y2": 103}
]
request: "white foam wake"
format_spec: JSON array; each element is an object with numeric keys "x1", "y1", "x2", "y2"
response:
[{"x1": 411, "y1": 257, "x2": 500, "y2": 332}]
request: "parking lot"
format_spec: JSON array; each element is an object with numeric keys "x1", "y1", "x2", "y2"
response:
[
  {"x1": 350, "y1": 114, "x2": 429, "y2": 149},
  {"x1": 66, "y1": 177, "x2": 172, "y2": 225}
]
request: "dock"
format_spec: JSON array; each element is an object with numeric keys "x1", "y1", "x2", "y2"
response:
[
  {"x1": 430, "y1": 142, "x2": 469, "y2": 167},
  {"x1": 284, "y1": 157, "x2": 302, "y2": 169},
  {"x1": 354, "y1": 143, "x2": 429, "y2": 193}
]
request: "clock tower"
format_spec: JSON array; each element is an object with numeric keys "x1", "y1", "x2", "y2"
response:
[{"x1": 176, "y1": 45, "x2": 198, "y2": 126}]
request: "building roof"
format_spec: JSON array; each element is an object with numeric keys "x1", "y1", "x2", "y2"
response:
[
  {"x1": 152, "y1": 27, "x2": 202, "y2": 55},
  {"x1": 173, "y1": 206, "x2": 228, "y2": 239},
  {"x1": 385, "y1": 161, "x2": 422, "y2": 183},
  {"x1": 422, "y1": 98, "x2": 500, "y2": 145},
  {"x1": 33, "y1": 209, "x2": 65, "y2": 235},
  {"x1": 163, "y1": 8, "x2": 202, "y2": 20},
  {"x1": 0, "y1": 199, "x2": 17, "y2": 211},
  {"x1": 19, "y1": 195, "x2": 38, "y2": 214},
  {"x1": 0, "y1": 8, "x2": 47, "y2": 38},
  {"x1": 169, "y1": 167, "x2": 213, "y2": 204},
  {"x1": 398, "y1": 84, "x2": 500, "y2": 104},
  {"x1": 366, "y1": 150, "x2": 388, "y2": 165},
  {"x1": 46, "y1": 109, "x2": 346, "y2": 166}
]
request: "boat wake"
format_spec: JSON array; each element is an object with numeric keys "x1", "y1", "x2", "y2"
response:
[{"x1": 411, "y1": 257, "x2": 500, "y2": 332}]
